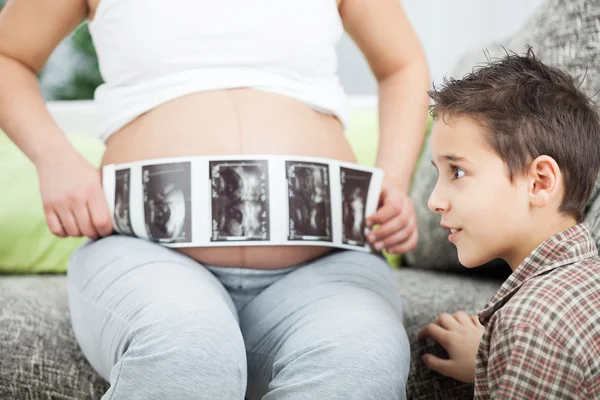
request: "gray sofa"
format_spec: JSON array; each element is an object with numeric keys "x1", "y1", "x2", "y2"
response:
[
  {"x1": 2, "y1": 0, "x2": 600, "y2": 399},
  {"x1": 0, "y1": 266, "x2": 506, "y2": 400}
]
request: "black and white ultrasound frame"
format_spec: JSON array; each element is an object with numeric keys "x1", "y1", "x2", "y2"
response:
[{"x1": 103, "y1": 155, "x2": 384, "y2": 252}]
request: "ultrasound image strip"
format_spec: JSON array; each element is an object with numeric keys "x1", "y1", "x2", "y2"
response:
[
  {"x1": 113, "y1": 168, "x2": 134, "y2": 236},
  {"x1": 103, "y1": 156, "x2": 383, "y2": 251},
  {"x1": 142, "y1": 162, "x2": 193, "y2": 243},
  {"x1": 341, "y1": 167, "x2": 372, "y2": 247},
  {"x1": 286, "y1": 161, "x2": 333, "y2": 242},
  {"x1": 209, "y1": 160, "x2": 270, "y2": 242}
]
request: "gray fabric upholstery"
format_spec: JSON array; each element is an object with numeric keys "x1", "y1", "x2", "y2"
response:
[
  {"x1": 0, "y1": 276, "x2": 109, "y2": 400},
  {"x1": 0, "y1": 270, "x2": 502, "y2": 400},
  {"x1": 406, "y1": 0, "x2": 600, "y2": 270},
  {"x1": 584, "y1": 177, "x2": 600, "y2": 248}
]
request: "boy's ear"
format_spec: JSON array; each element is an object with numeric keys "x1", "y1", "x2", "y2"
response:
[{"x1": 527, "y1": 155, "x2": 561, "y2": 208}]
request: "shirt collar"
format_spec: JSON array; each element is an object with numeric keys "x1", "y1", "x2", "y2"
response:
[{"x1": 479, "y1": 223, "x2": 598, "y2": 325}]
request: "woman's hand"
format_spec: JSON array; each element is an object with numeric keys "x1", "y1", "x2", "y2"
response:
[
  {"x1": 365, "y1": 181, "x2": 418, "y2": 254},
  {"x1": 36, "y1": 150, "x2": 113, "y2": 240}
]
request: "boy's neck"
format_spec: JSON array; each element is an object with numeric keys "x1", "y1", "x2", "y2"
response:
[{"x1": 504, "y1": 215, "x2": 578, "y2": 271}]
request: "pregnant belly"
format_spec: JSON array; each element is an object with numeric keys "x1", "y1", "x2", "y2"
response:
[{"x1": 101, "y1": 88, "x2": 359, "y2": 269}]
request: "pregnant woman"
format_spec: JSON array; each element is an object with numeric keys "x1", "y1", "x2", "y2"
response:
[{"x1": 0, "y1": 0, "x2": 430, "y2": 398}]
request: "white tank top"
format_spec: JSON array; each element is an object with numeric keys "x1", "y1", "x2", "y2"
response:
[{"x1": 88, "y1": 0, "x2": 349, "y2": 142}]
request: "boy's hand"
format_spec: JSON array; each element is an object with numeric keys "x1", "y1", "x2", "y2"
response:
[
  {"x1": 365, "y1": 182, "x2": 418, "y2": 254},
  {"x1": 418, "y1": 311, "x2": 485, "y2": 383}
]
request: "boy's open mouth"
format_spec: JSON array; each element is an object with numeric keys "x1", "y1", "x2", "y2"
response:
[
  {"x1": 448, "y1": 228, "x2": 462, "y2": 243},
  {"x1": 441, "y1": 223, "x2": 462, "y2": 242}
]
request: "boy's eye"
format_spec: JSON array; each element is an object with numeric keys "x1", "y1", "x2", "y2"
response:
[{"x1": 452, "y1": 166, "x2": 466, "y2": 180}]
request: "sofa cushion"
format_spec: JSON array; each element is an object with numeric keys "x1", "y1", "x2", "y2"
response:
[
  {"x1": 0, "y1": 269, "x2": 502, "y2": 400},
  {"x1": 406, "y1": 0, "x2": 600, "y2": 271},
  {"x1": 583, "y1": 176, "x2": 600, "y2": 248},
  {"x1": 0, "y1": 276, "x2": 109, "y2": 399}
]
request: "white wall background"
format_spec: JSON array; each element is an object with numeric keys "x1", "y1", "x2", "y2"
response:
[{"x1": 337, "y1": 0, "x2": 545, "y2": 94}]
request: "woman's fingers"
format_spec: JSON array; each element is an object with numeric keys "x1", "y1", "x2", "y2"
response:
[
  {"x1": 378, "y1": 216, "x2": 416, "y2": 248},
  {"x1": 73, "y1": 199, "x2": 99, "y2": 239},
  {"x1": 88, "y1": 187, "x2": 113, "y2": 237},
  {"x1": 54, "y1": 204, "x2": 81, "y2": 237},
  {"x1": 45, "y1": 207, "x2": 66, "y2": 238},
  {"x1": 387, "y1": 228, "x2": 418, "y2": 254},
  {"x1": 366, "y1": 203, "x2": 400, "y2": 228},
  {"x1": 368, "y1": 212, "x2": 410, "y2": 242}
]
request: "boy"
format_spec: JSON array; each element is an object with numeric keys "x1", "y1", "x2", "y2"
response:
[{"x1": 418, "y1": 49, "x2": 600, "y2": 399}]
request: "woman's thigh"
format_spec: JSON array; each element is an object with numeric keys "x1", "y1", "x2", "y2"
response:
[
  {"x1": 67, "y1": 235, "x2": 247, "y2": 400},
  {"x1": 240, "y1": 250, "x2": 410, "y2": 400}
]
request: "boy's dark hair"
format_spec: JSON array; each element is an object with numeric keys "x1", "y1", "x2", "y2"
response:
[{"x1": 429, "y1": 47, "x2": 600, "y2": 222}]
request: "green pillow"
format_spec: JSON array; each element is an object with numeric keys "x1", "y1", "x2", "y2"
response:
[{"x1": 0, "y1": 131, "x2": 105, "y2": 274}]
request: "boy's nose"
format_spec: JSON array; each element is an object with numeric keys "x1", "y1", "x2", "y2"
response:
[{"x1": 428, "y1": 186, "x2": 449, "y2": 214}]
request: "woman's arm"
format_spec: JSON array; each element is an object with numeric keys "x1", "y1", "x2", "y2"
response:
[
  {"x1": 340, "y1": 0, "x2": 430, "y2": 192},
  {"x1": 0, "y1": 0, "x2": 89, "y2": 163},
  {"x1": 340, "y1": 0, "x2": 430, "y2": 254},
  {"x1": 0, "y1": 0, "x2": 112, "y2": 238}
]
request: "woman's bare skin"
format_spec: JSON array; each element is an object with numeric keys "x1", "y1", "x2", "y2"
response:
[{"x1": 103, "y1": 89, "x2": 355, "y2": 268}]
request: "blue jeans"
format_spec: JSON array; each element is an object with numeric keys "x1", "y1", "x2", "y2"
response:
[{"x1": 67, "y1": 235, "x2": 410, "y2": 399}]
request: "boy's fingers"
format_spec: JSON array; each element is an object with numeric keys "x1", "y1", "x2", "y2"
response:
[
  {"x1": 422, "y1": 354, "x2": 454, "y2": 377},
  {"x1": 437, "y1": 313, "x2": 460, "y2": 330},
  {"x1": 453, "y1": 311, "x2": 472, "y2": 326},
  {"x1": 471, "y1": 315, "x2": 484, "y2": 328},
  {"x1": 418, "y1": 323, "x2": 450, "y2": 346}
]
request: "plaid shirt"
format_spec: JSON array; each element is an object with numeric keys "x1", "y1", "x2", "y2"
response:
[{"x1": 475, "y1": 223, "x2": 600, "y2": 399}]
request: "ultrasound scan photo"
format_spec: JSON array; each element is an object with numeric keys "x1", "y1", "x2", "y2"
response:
[
  {"x1": 114, "y1": 168, "x2": 134, "y2": 235},
  {"x1": 142, "y1": 162, "x2": 192, "y2": 243},
  {"x1": 286, "y1": 161, "x2": 332, "y2": 241},
  {"x1": 210, "y1": 160, "x2": 270, "y2": 241},
  {"x1": 341, "y1": 167, "x2": 372, "y2": 246}
]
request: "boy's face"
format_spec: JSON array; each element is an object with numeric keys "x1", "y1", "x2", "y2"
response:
[{"x1": 428, "y1": 116, "x2": 530, "y2": 268}]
